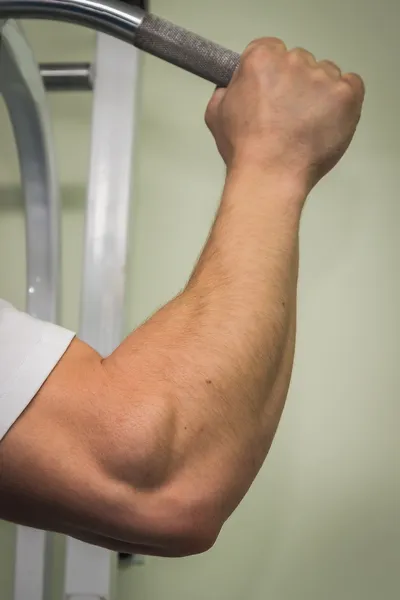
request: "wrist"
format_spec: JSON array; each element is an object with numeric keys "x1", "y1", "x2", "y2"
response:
[
  {"x1": 228, "y1": 144, "x2": 311, "y2": 193},
  {"x1": 225, "y1": 159, "x2": 308, "y2": 214}
]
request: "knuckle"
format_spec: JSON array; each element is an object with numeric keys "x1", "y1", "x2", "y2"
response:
[
  {"x1": 264, "y1": 36, "x2": 286, "y2": 49},
  {"x1": 335, "y1": 80, "x2": 361, "y2": 109},
  {"x1": 345, "y1": 73, "x2": 366, "y2": 97},
  {"x1": 328, "y1": 60, "x2": 341, "y2": 72},
  {"x1": 244, "y1": 41, "x2": 269, "y2": 60},
  {"x1": 320, "y1": 60, "x2": 341, "y2": 77},
  {"x1": 244, "y1": 37, "x2": 285, "y2": 62},
  {"x1": 312, "y1": 66, "x2": 330, "y2": 82},
  {"x1": 336, "y1": 79, "x2": 354, "y2": 99},
  {"x1": 245, "y1": 39, "x2": 262, "y2": 54},
  {"x1": 288, "y1": 48, "x2": 310, "y2": 65},
  {"x1": 287, "y1": 48, "x2": 301, "y2": 63},
  {"x1": 242, "y1": 47, "x2": 269, "y2": 71}
]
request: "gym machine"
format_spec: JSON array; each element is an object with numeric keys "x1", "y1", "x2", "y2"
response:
[{"x1": 0, "y1": 1, "x2": 240, "y2": 598}]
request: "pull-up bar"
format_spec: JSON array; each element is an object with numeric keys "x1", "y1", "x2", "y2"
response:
[{"x1": 0, "y1": 0, "x2": 241, "y2": 88}]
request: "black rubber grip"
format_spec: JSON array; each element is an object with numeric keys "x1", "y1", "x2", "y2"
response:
[{"x1": 134, "y1": 13, "x2": 240, "y2": 87}]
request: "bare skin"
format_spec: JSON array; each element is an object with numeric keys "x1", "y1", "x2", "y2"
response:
[{"x1": 0, "y1": 38, "x2": 364, "y2": 557}]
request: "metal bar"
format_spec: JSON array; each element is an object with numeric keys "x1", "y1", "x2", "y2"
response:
[
  {"x1": 0, "y1": 0, "x2": 240, "y2": 88},
  {"x1": 78, "y1": 34, "x2": 139, "y2": 356},
  {"x1": 121, "y1": 0, "x2": 148, "y2": 9},
  {"x1": 0, "y1": 20, "x2": 60, "y2": 323},
  {"x1": 63, "y1": 32, "x2": 141, "y2": 600},
  {"x1": 40, "y1": 62, "x2": 93, "y2": 91},
  {"x1": 0, "y1": 17, "x2": 60, "y2": 600},
  {"x1": 0, "y1": 0, "x2": 145, "y2": 42}
]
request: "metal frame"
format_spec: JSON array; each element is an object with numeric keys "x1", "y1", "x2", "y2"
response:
[
  {"x1": 0, "y1": 19, "x2": 60, "y2": 322},
  {"x1": 0, "y1": 17, "x2": 61, "y2": 600},
  {"x1": 1, "y1": 3, "x2": 142, "y2": 597},
  {"x1": 0, "y1": 0, "x2": 146, "y2": 43},
  {"x1": 40, "y1": 62, "x2": 93, "y2": 91},
  {"x1": 63, "y1": 29, "x2": 141, "y2": 600}
]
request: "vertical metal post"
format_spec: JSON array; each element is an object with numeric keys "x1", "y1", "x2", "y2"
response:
[
  {"x1": 0, "y1": 18, "x2": 60, "y2": 600},
  {"x1": 63, "y1": 33, "x2": 141, "y2": 600}
]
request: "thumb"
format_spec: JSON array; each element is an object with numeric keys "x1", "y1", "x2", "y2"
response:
[{"x1": 205, "y1": 87, "x2": 226, "y2": 129}]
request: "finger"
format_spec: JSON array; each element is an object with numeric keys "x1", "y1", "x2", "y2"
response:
[
  {"x1": 319, "y1": 59, "x2": 342, "y2": 79},
  {"x1": 342, "y1": 72, "x2": 366, "y2": 100},
  {"x1": 289, "y1": 47, "x2": 317, "y2": 66},
  {"x1": 259, "y1": 37, "x2": 287, "y2": 52},
  {"x1": 209, "y1": 86, "x2": 226, "y2": 106},
  {"x1": 205, "y1": 87, "x2": 226, "y2": 127},
  {"x1": 245, "y1": 37, "x2": 287, "y2": 56}
]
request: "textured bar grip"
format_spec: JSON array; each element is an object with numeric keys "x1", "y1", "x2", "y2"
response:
[{"x1": 134, "y1": 13, "x2": 240, "y2": 87}]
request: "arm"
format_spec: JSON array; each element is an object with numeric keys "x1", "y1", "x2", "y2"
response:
[{"x1": 0, "y1": 39, "x2": 364, "y2": 557}]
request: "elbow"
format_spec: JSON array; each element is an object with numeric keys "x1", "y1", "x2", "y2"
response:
[
  {"x1": 161, "y1": 488, "x2": 223, "y2": 556},
  {"x1": 134, "y1": 450, "x2": 226, "y2": 556},
  {"x1": 132, "y1": 478, "x2": 224, "y2": 557},
  {"x1": 162, "y1": 519, "x2": 221, "y2": 558},
  {"x1": 94, "y1": 385, "x2": 225, "y2": 556},
  {"x1": 103, "y1": 469, "x2": 224, "y2": 557}
]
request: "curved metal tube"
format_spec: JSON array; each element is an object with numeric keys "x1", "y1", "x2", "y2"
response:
[
  {"x1": 0, "y1": 18, "x2": 60, "y2": 322},
  {"x1": 0, "y1": 0, "x2": 145, "y2": 43},
  {"x1": 0, "y1": 0, "x2": 240, "y2": 88},
  {"x1": 0, "y1": 19, "x2": 60, "y2": 600}
]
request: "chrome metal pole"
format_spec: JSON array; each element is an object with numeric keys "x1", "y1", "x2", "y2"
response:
[
  {"x1": 63, "y1": 29, "x2": 142, "y2": 600},
  {"x1": 0, "y1": 17, "x2": 60, "y2": 600},
  {"x1": 0, "y1": 0, "x2": 240, "y2": 88},
  {"x1": 0, "y1": 19, "x2": 60, "y2": 328},
  {"x1": 0, "y1": 0, "x2": 145, "y2": 42},
  {"x1": 40, "y1": 62, "x2": 93, "y2": 91}
]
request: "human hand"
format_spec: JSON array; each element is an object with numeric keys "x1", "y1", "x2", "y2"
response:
[{"x1": 205, "y1": 38, "x2": 365, "y2": 194}]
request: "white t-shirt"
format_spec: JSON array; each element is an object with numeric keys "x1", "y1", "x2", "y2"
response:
[{"x1": 0, "y1": 299, "x2": 75, "y2": 442}]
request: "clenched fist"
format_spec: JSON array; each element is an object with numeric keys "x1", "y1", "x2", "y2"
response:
[{"x1": 206, "y1": 38, "x2": 365, "y2": 194}]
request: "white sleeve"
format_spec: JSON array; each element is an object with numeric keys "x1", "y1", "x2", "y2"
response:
[{"x1": 0, "y1": 299, "x2": 75, "y2": 442}]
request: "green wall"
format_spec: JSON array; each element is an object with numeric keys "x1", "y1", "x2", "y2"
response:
[{"x1": 1, "y1": 0, "x2": 400, "y2": 599}]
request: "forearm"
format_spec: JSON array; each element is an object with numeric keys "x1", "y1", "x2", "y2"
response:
[
  {"x1": 104, "y1": 168, "x2": 303, "y2": 518},
  {"x1": 188, "y1": 165, "x2": 302, "y2": 400}
]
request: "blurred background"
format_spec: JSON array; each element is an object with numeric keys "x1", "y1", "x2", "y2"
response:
[{"x1": 0, "y1": 0, "x2": 399, "y2": 598}]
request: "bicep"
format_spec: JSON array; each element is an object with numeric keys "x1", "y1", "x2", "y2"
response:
[
  {"x1": 0, "y1": 336, "x2": 110, "y2": 534},
  {"x1": 0, "y1": 337, "x2": 183, "y2": 555}
]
